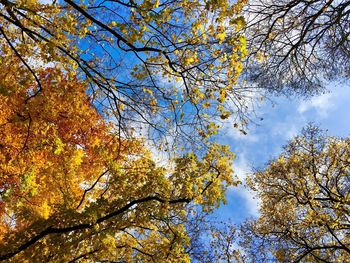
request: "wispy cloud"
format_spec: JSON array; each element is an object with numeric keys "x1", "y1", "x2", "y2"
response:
[
  {"x1": 232, "y1": 155, "x2": 260, "y2": 217},
  {"x1": 223, "y1": 125, "x2": 259, "y2": 143},
  {"x1": 298, "y1": 92, "x2": 334, "y2": 118}
]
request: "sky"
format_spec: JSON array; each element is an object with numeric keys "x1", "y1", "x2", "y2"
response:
[{"x1": 214, "y1": 80, "x2": 350, "y2": 224}]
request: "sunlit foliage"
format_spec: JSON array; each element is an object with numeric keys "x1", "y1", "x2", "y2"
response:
[
  {"x1": 0, "y1": 0, "x2": 250, "y2": 149},
  {"x1": 0, "y1": 0, "x2": 250, "y2": 260},
  {"x1": 245, "y1": 126, "x2": 350, "y2": 262},
  {"x1": 0, "y1": 56, "x2": 239, "y2": 261}
]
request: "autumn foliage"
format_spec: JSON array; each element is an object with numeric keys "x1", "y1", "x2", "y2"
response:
[
  {"x1": 0, "y1": 55, "x2": 238, "y2": 261},
  {"x1": 0, "y1": 59, "x2": 111, "y2": 221},
  {"x1": 245, "y1": 127, "x2": 350, "y2": 262},
  {"x1": 0, "y1": 0, "x2": 252, "y2": 260},
  {"x1": 1, "y1": 0, "x2": 348, "y2": 261}
]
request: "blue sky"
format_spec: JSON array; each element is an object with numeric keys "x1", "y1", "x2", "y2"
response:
[{"x1": 214, "y1": 80, "x2": 350, "y2": 224}]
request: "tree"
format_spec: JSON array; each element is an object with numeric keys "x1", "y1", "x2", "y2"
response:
[
  {"x1": 241, "y1": 0, "x2": 350, "y2": 96},
  {"x1": 0, "y1": 55, "x2": 239, "y2": 261},
  {"x1": 244, "y1": 126, "x2": 350, "y2": 262},
  {"x1": 0, "y1": 0, "x2": 251, "y2": 150},
  {"x1": 206, "y1": 222, "x2": 246, "y2": 263},
  {"x1": 0, "y1": 0, "x2": 251, "y2": 261},
  {"x1": 0, "y1": 0, "x2": 250, "y2": 260},
  {"x1": 183, "y1": 215, "x2": 246, "y2": 263}
]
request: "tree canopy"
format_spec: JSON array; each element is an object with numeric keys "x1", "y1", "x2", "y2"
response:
[
  {"x1": 0, "y1": 1, "x2": 249, "y2": 259},
  {"x1": 0, "y1": 0, "x2": 250, "y2": 149},
  {"x1": 241, "y1": 0, "x2": 350, "y2": 96},
  {"x1": 1, "y1": 0, "x2": 349, "y2": 261},
  {"x1": 244, "y1": 126, "x2": 350, "y2": 262},
  {"x1": 190, "y1": 127, "x2": 350, "y2": 262},
  {"x1": 0, "y1": 0, "x2": 250, "y2": 262},
  {"x1": 0, "y1": 56, "x2": 238, "y2": 261}
]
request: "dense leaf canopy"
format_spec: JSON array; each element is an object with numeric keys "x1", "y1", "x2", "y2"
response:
[
  {"x1": 0, "y1": 57, "x2": 238, "y2": 261},
  {"x1": 0, "y1": 0, "x2": 250, "y2": 149}
]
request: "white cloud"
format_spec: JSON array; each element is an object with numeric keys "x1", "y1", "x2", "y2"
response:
[
  {"x1": 38, "y1": 0, "x2": 53, "y2": 4},
  {"x1": 298, "y1": 92, "x2": 334, "y2": 118},
  {"x1": 236, "y1": 186, "x2": 260, "y2": 217},
  {"x1": 231, "y1": 155, "x2": 260, "y2": 217},
  {"x1": 223, "y1": 121, "x2": 259, "y2": 143},
  {"x1": 233, "y1": 154, "x2": 250, "y2": 181},
  {"x1": 226, "y1": 185, "x2": 260, "y2": 218},
  {"x1": 271, "y1": 121, "x2": 301, "y2": 141}
]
